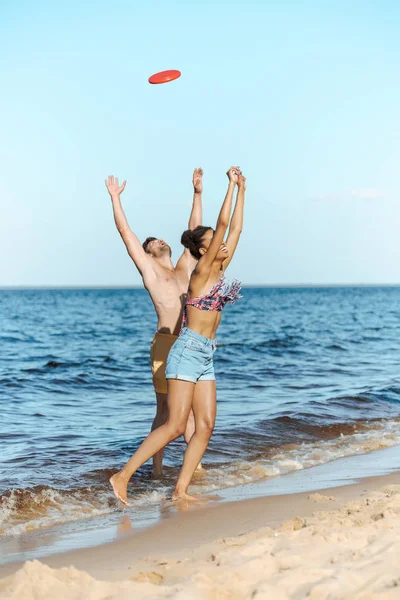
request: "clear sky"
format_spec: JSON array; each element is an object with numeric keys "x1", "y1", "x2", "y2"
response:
[{"x1": 1, "y1": 0, "x2": 400, "y2": 286}]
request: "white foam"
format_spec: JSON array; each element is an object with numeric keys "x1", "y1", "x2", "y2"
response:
[
  {"x1": 189, "y1": 418, "x2": 400, "y2": 495},
  {"x1": 2, "y1": 419, "x2": 400, "y2": 537},
  {"x1": 0, "y1": 487, "x2": 113, "y2": 537}
]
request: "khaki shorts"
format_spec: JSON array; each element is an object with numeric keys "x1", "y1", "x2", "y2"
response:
[{"x1": 150, "y1": 332, "x2": 178, "y2": 395}]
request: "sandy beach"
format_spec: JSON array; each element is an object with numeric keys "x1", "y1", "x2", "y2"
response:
[{"x1": 1, "y1": 463, "x2": 400, "y2": 599}]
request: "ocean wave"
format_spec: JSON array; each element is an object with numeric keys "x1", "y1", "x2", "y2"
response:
[
  {"x1": 0, "y1": 483, "x2": 170, "y2": 537},
  {"x1": 2, "y1": 419, "x2": 400, "y2": 537},
  {"x1": 191, "y1": 418, "x2": 400, "y2": 494}
]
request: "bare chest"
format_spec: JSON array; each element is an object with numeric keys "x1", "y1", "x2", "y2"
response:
[{"x1": 146, "y1": 272, "x2": 189, "y2": 309}]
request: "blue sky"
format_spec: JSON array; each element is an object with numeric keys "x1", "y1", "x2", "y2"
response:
[{"x1": 1, "y1": 0, "x2": 400, "y2": 286}]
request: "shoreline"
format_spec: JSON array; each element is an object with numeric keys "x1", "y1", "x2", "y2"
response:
[{"x1": 2, "y1": 444, "x2": 400, "y2": 581}]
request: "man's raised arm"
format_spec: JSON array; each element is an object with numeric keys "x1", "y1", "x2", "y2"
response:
[
  {"x1": 176, "y1": 168, "x2": 204, "y2": 273},
  {"x1": 188, "y1": 168, "x2": 203, "y2": 229},
  {"x1": 105, "y1": 175, "x2": 150, "y2": 276}
]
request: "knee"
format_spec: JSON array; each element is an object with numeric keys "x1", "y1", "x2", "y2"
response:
[
  {"x1": 197, "y1": 418, "x2": 215, "y2": 439},
  {"x1": 166, "y1": 421, "x2": 187, "y2": 441}
]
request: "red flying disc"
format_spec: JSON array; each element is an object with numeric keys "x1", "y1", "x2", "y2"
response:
[{"x1": 148, "y1": 70, "x2": 181, "y2": 85}]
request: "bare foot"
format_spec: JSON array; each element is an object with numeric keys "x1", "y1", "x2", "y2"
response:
[
  {"x1": 195, "y1": 462, "x2": 204, "y2": 472},
  {"x1": 172, "y1": 490, "x2": 199, "y2": 502},
  {"x1": 109, "y1": 472, "x2": 129, "y2": 506}
]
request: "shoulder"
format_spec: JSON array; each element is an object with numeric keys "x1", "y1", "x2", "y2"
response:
[{"x1": 141, "y1": 260, "x2": 159, "y2": 287}]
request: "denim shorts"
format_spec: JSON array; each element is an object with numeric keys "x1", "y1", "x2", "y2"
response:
[{"x1": 165, "y1": 327, "x2": 217, "y2": 383}]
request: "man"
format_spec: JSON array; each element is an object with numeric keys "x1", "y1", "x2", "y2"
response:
[{"x1": 105, "y1": 169, "x2": 203, "y2": 478}]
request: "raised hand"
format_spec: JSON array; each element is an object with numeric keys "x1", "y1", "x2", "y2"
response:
[
  {"x1": 226, "y1": 166, "x2": 241, "y2": 185},
  {"x1": 238, "y1": 173, "x2": 246, "y2": 190},
  {"x1": 192, "y1": 168, "x2": 204, "y2": 194},
  {"x1": 105, "y1": 175, "x2": 127, "y2": 199}
]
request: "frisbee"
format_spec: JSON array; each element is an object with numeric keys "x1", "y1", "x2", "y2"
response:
[{"x1": 148, "y1": 70, "x2": 181, "y2": 85}]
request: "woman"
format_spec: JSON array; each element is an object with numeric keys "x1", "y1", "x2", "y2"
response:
[{"x1": 110, "y1": 166, "x2": 246, "y2": 504}]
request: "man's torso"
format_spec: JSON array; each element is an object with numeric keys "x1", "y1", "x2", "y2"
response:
[{"x1": 144, "y1": 265, "x2": 191, "y2": 336}]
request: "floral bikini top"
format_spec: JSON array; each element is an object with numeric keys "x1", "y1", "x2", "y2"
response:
[{"x1": 181, "y1": 276, "x2": 242, "y2": 330}]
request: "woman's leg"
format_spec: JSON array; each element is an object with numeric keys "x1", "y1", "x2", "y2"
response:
[
  {"x1": 110, "y1": 380, "x2": 195, "y2": 505},
  {"x1": 152, "y1": 402, "x2": 202, "y2": 478},
  {"x1": 173, "y1": 380, "x2": 216, "y2": 500},
  {"x1": 184, "y1": 410, "x2": 203, "y2": 471}
]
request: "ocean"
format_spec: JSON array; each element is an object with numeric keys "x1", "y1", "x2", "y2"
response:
[{"x1": 2, "y1": 286, "x2": 400, "y2": 556}]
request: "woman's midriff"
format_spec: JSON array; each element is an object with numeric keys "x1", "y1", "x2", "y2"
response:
[{"x1": 185, "y1": 305, "x2": 222, "y2": 339}]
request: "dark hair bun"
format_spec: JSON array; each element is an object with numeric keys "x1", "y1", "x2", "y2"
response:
[
  {"x1": 181, "y1": 229, "x2": 194, "y2": 248},
  {"x1": 180, "y1": 225, "x2": 212, "y2": 260}
]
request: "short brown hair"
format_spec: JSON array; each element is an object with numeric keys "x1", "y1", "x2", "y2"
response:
[{"x1": 142, "y1": 237, "x2": 157, "y2": 253}]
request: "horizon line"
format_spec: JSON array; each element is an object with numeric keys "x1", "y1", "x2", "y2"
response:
[{"x1": 2, "y1": 283, "x2": 400, "y2": 291}]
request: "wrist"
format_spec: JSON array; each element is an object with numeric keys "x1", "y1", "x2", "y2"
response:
[{"x1": 110, "y1": 194, "x2": 120, "y2": 202}]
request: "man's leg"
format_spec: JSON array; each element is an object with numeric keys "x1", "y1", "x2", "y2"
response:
[
  {"x1": 151, "y1": 392, "x2": 168, "y2": 479},
  {"x1": 150, "y1": 333, "x2": 173, "y2": 479}
]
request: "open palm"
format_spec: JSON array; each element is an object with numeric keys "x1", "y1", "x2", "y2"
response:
[{"x1": 105, "y1": 175, "x2": 126, "y2": 198}]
